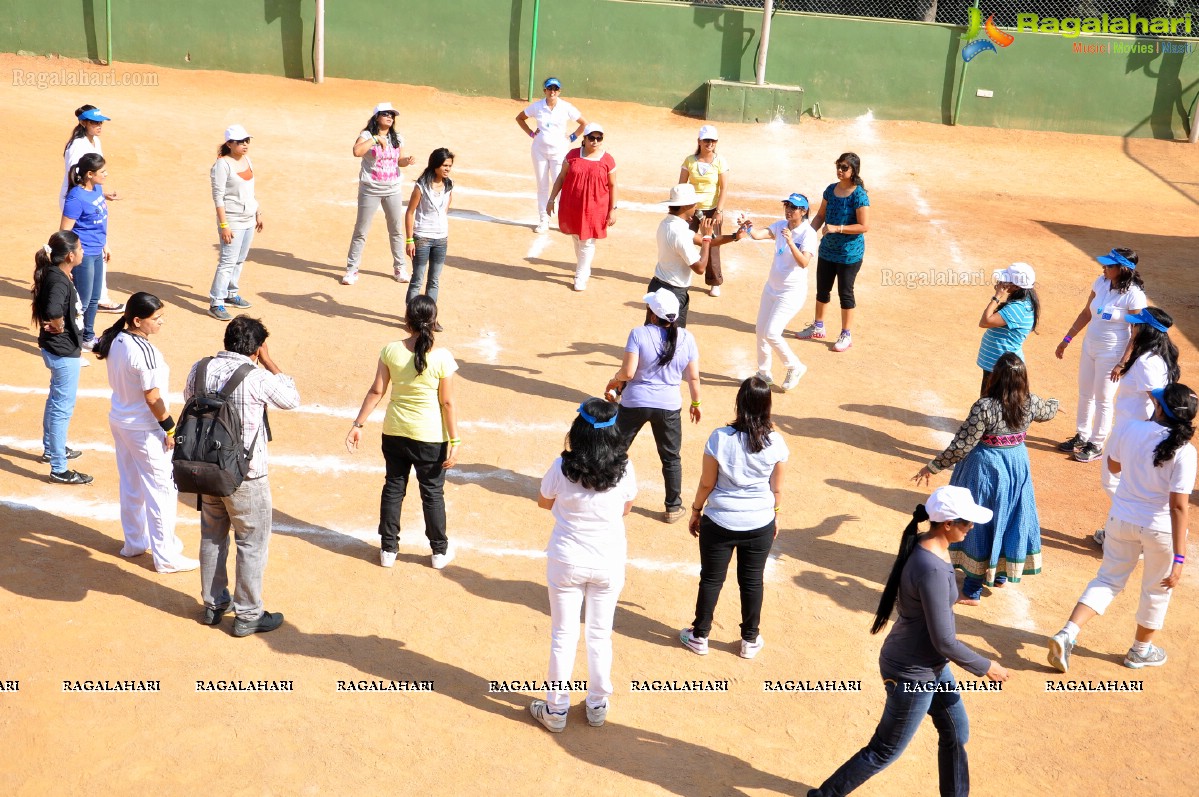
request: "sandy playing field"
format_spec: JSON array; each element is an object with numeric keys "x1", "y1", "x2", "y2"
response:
[{"x1": 1, "y1": 53, "x2": 1196, "y2": 796}]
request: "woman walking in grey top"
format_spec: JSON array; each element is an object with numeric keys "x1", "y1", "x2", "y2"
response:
[
  {"x1": 208, "y1": 124, "x2": 262, "y2": 321},
  {"x1": 808, "y1": 486, "x2": 1009, "y2": 797}
]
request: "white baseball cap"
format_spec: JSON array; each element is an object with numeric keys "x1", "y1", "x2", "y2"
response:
[
  {"x1": 992, "y1": 262, "x2": 1035, "y2": 288},
  {"x1": 698, "y1": 124, "x2": 719, "y2": 140},
  {"x1": 925, "y1": 486, "x2": 993, "y2": 524},
  {"x1": 643, "y1": 288, "x2": 680, "y2": 322},
  {"x1": 661, "y1": 184, "x2": 700, "y2": 206},
  {"x1": 223, "y1": 124, "x2": 251, "y2": 142},
  {"x1": 583, "y1": 122, "x2": 605, "y2": 136},
  {"x1": 373, "y1": 102, "x2": 396, "y2": 115}
]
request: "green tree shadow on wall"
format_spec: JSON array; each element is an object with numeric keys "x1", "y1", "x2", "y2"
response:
[
  {"x1": 265, "y1": 0, "x2": 307, "y2": 80},
  {"x1": 672, "y1": 4, "x2": 755, "y2": 116}
]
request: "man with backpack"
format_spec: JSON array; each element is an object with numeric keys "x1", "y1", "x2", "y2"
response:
[{"x1": 182, "y1": 316, "x2": 300, "y2": 637}]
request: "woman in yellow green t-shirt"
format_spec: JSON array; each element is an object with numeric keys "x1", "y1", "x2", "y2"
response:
[
  {"x1": 678, "y1": 124, "x2": 731, "y2": 297},
  {"x1": 346, "y1": 295, "x2": 461, "y2": 570}
]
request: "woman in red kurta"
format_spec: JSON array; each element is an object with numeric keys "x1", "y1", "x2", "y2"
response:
[{"x1": 548, "y1": 123, "x2": 617, "y2": 292}]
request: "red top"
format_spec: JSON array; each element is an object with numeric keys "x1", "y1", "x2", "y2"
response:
[{"x1": 557, "y1": 149, "x2": 615, "y2": 240}]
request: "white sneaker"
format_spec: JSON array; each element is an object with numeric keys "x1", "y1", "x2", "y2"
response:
[
  {"x1": 754, "y1": 370, "x2": 773, "y2": 386},
  {"x1": 431, "y1": 542, "x2": 455, "y2": 570},
  {"x1": 80, "y1": 357, "x2": 91, "y2": 367},
  {"x1": 1047, "y1": 630, "x2": 1074, "y2": 673},
  {"x1": 534, "y1": 219, "x2": 550, "y2": 234},
  {"x1": 529, "y1": 699, "x2": 566, "y2": 732},
  {"x1": 709, "y1": 285, "x2": 721, "y2": 297},
  {"x1": 740, "y1": 636, "x2": 764, "y2": 659},
  {"x1": 380, "y1": 550, "x2": 397, "y2": 568},
  {"x1": 585, "y1": 701, "x2": 608, "y2": 727},
  {"x1": 393, "y1": 269, "x2": 411, "y2": 283},
  {"x1": 573, "y1": 280, "x2": 588, "y2": 292},
  {"x1": 341, "y1": 269, "x2": 359, "y2": 285},
  {"x1": 833, "y1": 331, "x2": 853, "y2": 352},
  {"x1": 679, "y1": 627, "x2": 709, "y2": 655},
  {"x1": 157, "y1": 557, "x2": 200, "y2": 574},
  {"x1": 781, "y1": 364, "x2": 807, "y2": 391}
]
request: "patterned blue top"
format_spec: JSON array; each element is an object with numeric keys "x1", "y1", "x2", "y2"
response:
[
  {"x1": 818, "y1": 183, "x2": 869, "y2": 264},
  {"x1": 977, "y1": 297, "x2": 1034, "y2": 371}
]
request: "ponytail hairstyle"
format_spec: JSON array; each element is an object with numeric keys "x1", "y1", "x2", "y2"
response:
[
  {"x1": 647, "y1": 309, "x2": 680, "y2": 368},
  {"x1": 94, "y1": 292, "x2": 163, "y2": 359},
  {"x1": 871, "y1": 503, "x2": 931, "y2": 634},
  {"x1": 418, "y1": 147, "x2": 455, "y2": 188},
  {"x1": 1120, "y1": 307, "x2": 1179, "y2": 383},
  {"x1": 63, "y1": 104, "x2": 98, "y2": 154},
  {"x1": 70, "y1": 152, "x2": 106, "y2": 189},
  {"x1": 31, "y1": 231, "x2": 81, "y2": 325},
  {"x1": 560, "y1": 398, "x2": 628, "y2": 491},
  {"x1": 1152, "y1": 383, "x2": 1197, "y2": 467},
  {"x1": 1007, "y1": 286, "x2": 1040, "y2": 333},
  {"x1": 837, "y1": 152, "x2": 866, "y2": 192},
  {"x1": 364, "y1": 112, "x2": 400, "y2": 149},
  {"x1": 986, "y1": 352, "x2": 1031, "y2": 431},
  {"x1": 1108, "y1": 247, "x2": 1145, "y2": 294},
  {"x1": 730, "y1": 376, "x2": 774, "y2": 454},
  {"x1": 405, "y1": 294, "x2": 439, "y2": 375}
]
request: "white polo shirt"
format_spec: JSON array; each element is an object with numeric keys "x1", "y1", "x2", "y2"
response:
[
  {"x1": 1109, "y1": 418, "x2": 1197, "y2": 532},
  {"x1": 106, "y1": 332, "x2": 170, "y2": 431},
  {"x1": 653, "y1": 214, "x2": 701, "y2": 288}
]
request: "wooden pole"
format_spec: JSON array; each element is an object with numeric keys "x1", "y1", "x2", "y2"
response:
[
  {"x1": 755, "y1": 0, "x2": 773, "y2": 86},
  {"x1": 315, "y1": 0, "x2": 325, "y2": 83}
]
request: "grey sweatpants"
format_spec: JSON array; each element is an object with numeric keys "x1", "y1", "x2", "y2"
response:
[
  {"x1": 346, "y1": 189, "x2": 407, "y2": 274},
  {"x1": 200, "y1": 477, "x2": 273, "y2": 621}
]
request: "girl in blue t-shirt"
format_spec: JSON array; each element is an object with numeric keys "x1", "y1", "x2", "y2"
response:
[
  {"x1": 977, "y1": 262, "x2": 1040, "y2": 395},
  {"x1": 60, "y1": 152, "x2": 110, "y2": 347},
  {"x1": 796, "y1": 152, "x2": 871, "y2": 353}
]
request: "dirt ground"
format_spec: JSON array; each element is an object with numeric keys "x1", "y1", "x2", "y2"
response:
[{"x1": 1, "y1": 53, "x2": 1197, "y2": 796}]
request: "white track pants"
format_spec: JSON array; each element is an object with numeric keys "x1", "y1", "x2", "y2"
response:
[
  {"x1": 545, "y1": 557, "x2": 624, "y2": 713},
  {"x1": 756, "y1": 284, "x2": 806, "y2": 373},
  {"x1": 572, "y1": 236, "x2": 596, "y2": 289},
  {"x1": 531, "y1": 147, "x2": 566, "y2": 222},
  {"x1": 110, "y1": 421, "x2": 188, "y2": 572},
  {"x1": 1079, "y1": 516, "x2": 1177, "y2": 630},
  {"x1": 1075, "y1": 337, "x2": 1123, "y2": 448}
]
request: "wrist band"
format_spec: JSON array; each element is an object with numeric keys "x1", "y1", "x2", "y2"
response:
[
  {"x1": 691, "y1": 400, "x2": 701, "y2": 407},
  {"x1": 1174, "y1": 554, "x2": 1186, "y2": 564},
  {"x1": 570, "y1": 133, "x2": 577, "y2": 142},
  {"x1": 158, "y1": 416, "x2": 175, "y2": 432},
  {"x1": 774, "y1": 507, "x2": 781, "y2": 513},
  {"x1": 702, "y1": 236, "x2": 712, "y2": 242},
  {"x1": 406, "y1": 238, "x2": 415, "y2": 244},
  {"x1": 528, "y1": 130, "x2": 536, "y2": 138},
  {"x1": 218, "y1": 222, "x2": 229, "y2": 229},
  {"x1": 991, "y1": 297, "x2": 1001, "y2": 303},
  {"x1": 691, "y1": 506, "x2": 702, "y2": 512},
  {"x1": 1062, "y1": 335, "x2": 1073, "y2": 343},
  {"x1": 352, "y1": 421, "x2": 364, "y2": 429},
  {"x1": 449, "y1": 438, "x2": 461, "y2": 445}
]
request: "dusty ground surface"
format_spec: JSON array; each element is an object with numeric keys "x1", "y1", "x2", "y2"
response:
[{"x1": 0, "y1": 53, "x2": 1197, "y2": 796}]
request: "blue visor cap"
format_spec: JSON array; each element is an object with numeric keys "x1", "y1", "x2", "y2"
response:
[
  {"x1": 1096, "y1": 249, "x2": 1135, "y2": 270},
  {"x1": 784, "y1": 193, "x2": 809, "y2": 209},
  {"x1": 80, "y1": 108, "x2": 110, "y2": 122},
  {"x1": 1150, "y1": 388, "x2": 1180, "y2": 421},
  {"x1": 544, "y1": 78, "x2": 562, "y2": 89},
  {"x1": 1126, "y1": 309, "x2": 1169, "y2": 334}
]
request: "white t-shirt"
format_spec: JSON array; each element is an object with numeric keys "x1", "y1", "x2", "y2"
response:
[
  {"x1": 106, "y1": 332, "x2": 170, "y2": 431},
  {"x1": 653, "y1": 215, "x2": 700, "y2": 287},
  {"x1": 524, "y1": 99, "x2": 581, "y2": 156},
  {"x1": 541, "y1": 457, "x2": 637, "y2": 569},
  {"x1": 1109, "y1": 418, "x2": 1197, "y2": 532},
  {"x1": 1114, "y1": 353, "x2": 1168, "y2": 429},
  {"x1": 60, "y1": 136, "x2": 102, "y2": 210},
  {"x1": 765, "y1": 219, "x2": 818, "y2": 293},
  {"x1": 701, "y1": 427, "x2": 789, "y2": 531},
  {"x1": 1086, "y1": 276, "x2": 1147, "y2": 351}
]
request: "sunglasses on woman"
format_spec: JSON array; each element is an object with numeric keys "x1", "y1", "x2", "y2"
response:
[{"x1": 585, "y1": 134, "x2": 603, "y2": 142}]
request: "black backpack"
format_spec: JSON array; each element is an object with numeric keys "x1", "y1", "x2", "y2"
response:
[{"x1": 172, "y1": 357, "x2": 262, "y2": 502}]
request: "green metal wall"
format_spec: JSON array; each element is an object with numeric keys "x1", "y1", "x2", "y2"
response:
[{"x1": 2, "y1": 0, "x2": 1196, "y2": 138}]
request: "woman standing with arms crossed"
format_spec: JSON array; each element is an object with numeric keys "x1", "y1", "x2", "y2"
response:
[
  {"x1": 606, "y1": 289, "x2": 701, "y2": 524},
  {"x1": 547, "y1": 123, "x2": 616, "y2": 292},
  {"x1": 680, "y1": 376, "x2": 787, "y2": 659},
  {"x1": 796, "y1": 153, "x2": 871, "y2": 353},
  {"x1": 516, "y1": 77, "x2": 587, "y2": 234},
  {"x1": 679, "y1": 125, "x2": 731, "y2": 297},
  {"x1": 1055, "y1": 247, "x2": 1147, "y2": 463},
  {"x1": 529, "y1": 398, "x2": 638, "y2": 732},
  {"x1": 808, "y1": 486, "x2": 1009, "y2": 797},
  {"x1": 208, "y1": 125, "x2": 262, "y2": 321},
  {"x1": 914, "y1": 353, "x2": 1059, "y2": 604},
  {"x1": 744, "y1": 193, "x2": 818, "y2": 390},
  {"x1": 404, "y1": 147, "x2": 454, "y2": 305},
  {"x1": 1048, "y1": 383, "x2": 1196, "y2": 672},
  {"x1": 60, "y1": 153, "x2": 110, "y2": 350},
  {"x1": 32, "y1": 231, "x2": 91, "y2": 484},
  {"x1": 343, "y1": 103, "x2": 416, "y2": 286},
  {"x1": 94, "y1": 293, "x2": 199, "y2": 573},
  {"x1": 60, "y1": 105, "x2": 122, "y2": 314},
  {"x1": 346, "y1": 296, "x2": 460, "y2": 570}
]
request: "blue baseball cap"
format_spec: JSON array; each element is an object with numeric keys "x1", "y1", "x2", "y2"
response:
[
  {"x1": 543, "y1": 77, "x2": 562, "y2": 90},
  {"x1": 1096, "y1": 248, "x2": 1136, "y2": 270},
  {"x1": 1127, "y1": 308, "x2": 1170, "y2": 334},
  {"x1": 784, "y1": 193, "x2": 809, "y2": 209},
  {"x1": 79, "y1": 108, "x2": 110, "y2": 122}
]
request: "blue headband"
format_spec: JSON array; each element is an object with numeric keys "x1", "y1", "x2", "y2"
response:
[
  {"x1": 577, "y1": 403, "x2": 617, "y2": 428},
  {"x1": 1126, "y1": 309, "x2": 1169, "y2": 334},
  {"x1": 1096, "y1": 249, "x2": 1136, "y2": 270}
]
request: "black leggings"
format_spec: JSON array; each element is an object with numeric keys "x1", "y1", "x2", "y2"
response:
[
  {"x1": 691, "y1": 515, "x2": 775, "y2": 641},
  {"x1": 814, "y1": 256, "x2": 863, "y2": 309}
]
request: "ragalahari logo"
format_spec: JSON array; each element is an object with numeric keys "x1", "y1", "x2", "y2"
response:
[{"x1": 962, "y1": 8, "x2": 1015, "y2": 61}]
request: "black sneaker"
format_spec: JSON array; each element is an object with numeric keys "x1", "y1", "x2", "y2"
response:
[
  {"x1": 1057, "y1": 433, "x2": 1084, "y2": 453},
  {"x1": 1074, "y1": 442, "x2": 1103, "y2": 463},
  {"x1": 233, "y1": 611, "x2": 284, "y2": 637},
  {"x1": 200, "y1": 603, "x2": 230, "y2": 626},
  {"x1": 49, "y1": 469, "x2": 93, "y2": 485},
  {"x1": 41, "y1": 447, "x2": 83, "y2": 463}
]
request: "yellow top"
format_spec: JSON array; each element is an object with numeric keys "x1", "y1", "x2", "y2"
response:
[
  {"x1": 681, "y1": 153, "x2": 729, "y2": 210},
  {"x1": 380, "y1": 342, "x2": 458, "y2": 443}
]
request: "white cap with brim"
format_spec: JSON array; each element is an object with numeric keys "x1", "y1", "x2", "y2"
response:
[
  {"x1": 643, "y1": 288, "x2": 680, "y2": 322},
  {"x1": 373, "y1": 102, "x2": 396, "y2": 115},
  {"x1": 661, "y1": 184, "x2": 700, "y2": 206},
  {"x1": 223, "y1": 124, "x2": 251, "y2": 142},
  {"x1": 992, "y1": 262, "x2": 1035, "y2": 289},
  {"x1": 926, "y1": 486, "x2": 993, "y2": 524},
  {"x1": 698, "y1": 124, "x2": 719, "y2": 140},
  {"x1": 583, "y1": 122, "x2": 604, "y2": 136}
]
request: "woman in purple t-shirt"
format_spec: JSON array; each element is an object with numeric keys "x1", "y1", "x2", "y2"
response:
[{"x1": 605, "y1": 288, "x2": 701, "y2": 523}]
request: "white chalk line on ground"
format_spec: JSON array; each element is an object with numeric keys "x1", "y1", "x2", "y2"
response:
[
  {"x1": 910, "y1": 389, "x2": 965, "y2": 449},
  {"x1": 908, "y1": 185, "x2": 966, "y2": 269}
]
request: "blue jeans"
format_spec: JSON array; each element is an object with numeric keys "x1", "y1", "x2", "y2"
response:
[
  {"x1": 406, "y1": 236, "x2": 448, "y2": 306},
  {"x1": 811, "y1": 668, "x2": 970, "y2": 797},
  {"x1": 72, "y1": 253, "x2": 104, "y2": 340},
  {"x1": 209, "y1": 227, "x2": 254, "y2": 305},
  {"x1": 962, "y1": 573, "x2": 1007, "y2": 600},
  {"x1": 41, "y1": 349, "x2": 82, "y2": 472}
]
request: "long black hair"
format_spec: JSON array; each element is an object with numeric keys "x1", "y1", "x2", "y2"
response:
[
  {"x1": 1006, "y1": 286, "x2": 1040, "y2": 333},
  {"x1": 730, "y1": 376, "x2": 774, "y2": 453},
  {"x1": 560, "y1": 398, "x2": 629, "y2": 492},
  {"x1": 1120, "y1": 307, "x2": 1179, "y2": 383},
  {"x1": 418, "y1": 147, "x2": 455, "y2": 188},
  {"x1": 364, "y1": 112, "x2": 400, "y2": 149},
  {"x1": 31, "y1": 231, "x2": 80, "y2": 325},
  {"x1": 1107, "y1": 247, "x2": 1145, "y2": 294},
  {"x1": 986, "y1": 352, "x2": 1030, "y2": 431},
  {"x1": 406, "y1": 294, "x2": 439, "y2": 375},
  {"x1": 646, "y1": 309, "x2": 680, "y2": 368},
  {"x1": 1152, "y1": 383, "x2": 1197, "y2": 467},
  {"x1": 94, "y1": 292, "x2": 163, "y2": 359},
  {"x1": 837, "y1": 152, "x2": 866, "y2": 192},
  {"x1": 70, "y1": 152, "x2": 106, "y2": 189},
  {"x1": 63, "y1": 104, "x2": 98, "y2": 154},
  {"x1": 871, "y1": 503, "x2": 931, "y2": 634}
]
